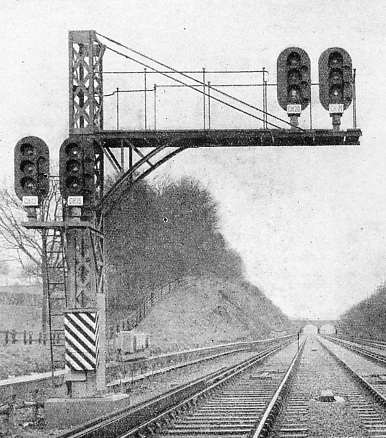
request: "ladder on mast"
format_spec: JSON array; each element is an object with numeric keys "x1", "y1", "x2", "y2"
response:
[{"x1": 45, "y1": 228, "x2": 68, "y2": 375}]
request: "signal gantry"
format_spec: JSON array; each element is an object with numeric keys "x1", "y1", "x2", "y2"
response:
[{"x1": 13, "y1": 30, "x2": 362, "y2": 425}]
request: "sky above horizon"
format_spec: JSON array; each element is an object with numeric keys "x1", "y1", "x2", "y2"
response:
[{"x1": 1, "y1": 0, "x2": 386, "y2": 319}]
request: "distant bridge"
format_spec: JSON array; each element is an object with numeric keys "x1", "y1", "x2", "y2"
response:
[{"x1": 290, "y1": 319, "x2": 340, "y2": 331}]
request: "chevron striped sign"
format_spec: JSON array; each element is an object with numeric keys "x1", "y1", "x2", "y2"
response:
[{"x1": 64, "y1": 311, "x2": 99, "y2": 371}]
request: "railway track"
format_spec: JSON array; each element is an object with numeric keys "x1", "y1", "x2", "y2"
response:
[
  {"x1": 5, "y1": 338, "x2": 386, "y2": 437},
  {"x1": 157, "y1": 342, "x2": 303, "y2": 438},
  {"x1": 158, "y1": 337, "x2": 386, "y2": 438},
  {"x1": 318, "y1": 337, "x2": 386, "y2": 437},
  {"x1": 0, "y1": 335, "x2": 294, "y2": 404},
  {"x1": 56, "y1": 339, "x2": 297, "y2": 438},
  {"x1": 53, "y1": 334, "x2": 386, "y2": 437},
  {"x1": 270, "y1": 337, "x2": 386, "y2": 437},
  {"x1": 325, "y1": 335, "x2": 386, "y2": 365},
  {"x1": 336, "y1": 336, "x2": 386, "y2": 351},
  {"x1": 108, "y1": 335, "x2": 294, "y2": 392}
]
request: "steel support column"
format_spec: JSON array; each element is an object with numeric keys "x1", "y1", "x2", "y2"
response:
[
  {"x1": 66, "y1": 30, "x2": 107, "y2": 395},
  {"x1": 69, "y1": 30, "x2": 106, "y2": 134},
  {"x1": 63, "y1": 212, "x2": 105, "y2": 396}
]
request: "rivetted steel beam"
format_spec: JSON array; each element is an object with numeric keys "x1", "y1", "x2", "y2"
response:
[{"x1": 87, "y1": 128, "x2": 362, "y2": 148}]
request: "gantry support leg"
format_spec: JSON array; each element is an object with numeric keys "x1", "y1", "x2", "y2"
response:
[{"x1": 64, "y1": 208, "x2": 106, "y2": 397}]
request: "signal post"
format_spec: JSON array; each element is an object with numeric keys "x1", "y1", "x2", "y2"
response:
[
  {"x1": 14, "y1": 137, "x2": 118, "y2": 427},
  {"x1": 58, "y1": 137, "x2": 106, "y2": 398},
  {"x1": 15, "y1": 140, "x2": 131, "y2": 427},
  {"x1": 319, "y1": 47, "x2": 354, "y2": 131},
  {"x1": 277, "y1": 47, "x2": 311, "y2": 128},
  {"x1": 13, "y1": 32, "x2": 129, "y2": 427}
]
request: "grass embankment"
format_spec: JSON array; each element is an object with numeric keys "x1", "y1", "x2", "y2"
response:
[
  {"x1": 0, "y1": 345, "x2": 51, "y2": 379},
  {"x1": 136, "y1": 274, "x2": 293, "y2": 353},
  {"x1": 0, "y1": 301, "x2": 48, "y2": 379},
  {"x1": 1, "y1": 274, "x2": 293, "y2": 378},
  {"x1": 0, "y1": 305, "x2": 41, "y2": 332}
]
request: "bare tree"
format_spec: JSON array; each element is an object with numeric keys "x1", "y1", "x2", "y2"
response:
[{"x1": 0, "y1": 178, "x2": 63, "y2": 333}]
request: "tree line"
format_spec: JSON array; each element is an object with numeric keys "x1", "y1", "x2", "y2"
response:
[
  {"x1": 0, "y1": 175, "x2": 246, "y2": 328},
  {"x1": 105, "y1": 177, "x2": 245, "y2": 312},
  {"x1": 340, "y1": 284, "x2": 386, "y2": 340}
]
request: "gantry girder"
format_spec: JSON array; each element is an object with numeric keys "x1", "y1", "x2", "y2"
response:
[
  {"x1": 69, "y1": 126, "x2": 361, "y2": 215},
  {"x1": 97, "y1": 127, "x2": 362, "y2": 147}
]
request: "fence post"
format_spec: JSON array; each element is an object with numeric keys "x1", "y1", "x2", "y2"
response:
[
  {"x1": 12, "y1": 330, "x2": 17, "y2": 344},
  {"x1": 23, "y1": 330, "x2": 27, "y2": 345},
  {"x1": 29, "y1": 332, "x2": 33, "y2": 345},
  {"x1": 32, "y1": 389, "x2": 40, "y2": 422},
  {"x1": 5, "y1": 331, "x2": 9, "y2": 345},
  {"x1": 5, "y1": 394, "x2": 16, "y2": 429}
]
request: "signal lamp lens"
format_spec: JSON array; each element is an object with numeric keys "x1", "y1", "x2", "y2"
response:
[
  {"x1": 329, "y1": 53, "x2": 343, "y2": 69},
  {"x1": 67, "y1": 159, "x2": 81, "y2": 174},
  {"x1": 329, "y1": 69, "x2": 343, "y2": 84},
  {"x1": 300, "y1": 65, "x2": 309, "y2": 77},
  {"x1": 287, "y1": 53, "x2": 301, "y2": 68},
  {"x1": 66, "y1": 176, "x2": 82, "y2": 193},
  {"x1": 20, "y1": 143, "x2": 35, "y2": 157},
  {"x1": 288, "y1": 86, "x2": 300, "y2": 103},
  {"x1": 330, "y1": 85, "x2": 343, "y2": 103},
  {"x1": 288, "y1": 70, "x2": 301, "y2": 84},
  {"x1": 66, "y1": 143, "x2": 81, "y2": 158},
  {"x1": 21, "y1": 177, "x2": 37, "y2": 192},
  {"x1": 20, "y1": 161, "x2": 35, "y2": 175}
]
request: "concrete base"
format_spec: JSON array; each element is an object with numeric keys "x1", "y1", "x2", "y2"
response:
[{"x1": 45, "y1": 393, "x2": 131, "y2": 429}]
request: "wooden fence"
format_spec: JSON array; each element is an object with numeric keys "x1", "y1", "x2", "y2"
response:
[
  {"x1": 108, "y1": 278, "x2": 184, "y2": 339},
  {"x1": 0, "y1": 330, "x2": 48, "y2": 346},
  {"x1": 1, "y1": 278, "x2": 185, "y2": 347}
]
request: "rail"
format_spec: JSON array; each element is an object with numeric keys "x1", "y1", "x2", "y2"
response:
[
  {"x1": 0, "y1": 335, "x2": 295, "y2": 405},
  {"x1": 55, "y1": 340, "x2": 291, "y2": 438},
  {"x1": 333, "y1": 335, "x2": 386, "y2": 350},
  {"x1": 107, "y1": 334, "x2": 296, "y2": 387},
  {"x1": 252, "y1": 339, "x2": 306, "y2": 437},
  {"x1": 319, "y1": 337, "x2": 386, "y2": 408},
  {"x1": 324, "y1": 335, "x2": 386, "y2": 365}
]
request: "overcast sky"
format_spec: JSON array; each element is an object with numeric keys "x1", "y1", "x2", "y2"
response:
[{"x1": 1, "y1": 0, "x2": 386, "y2": 319}]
